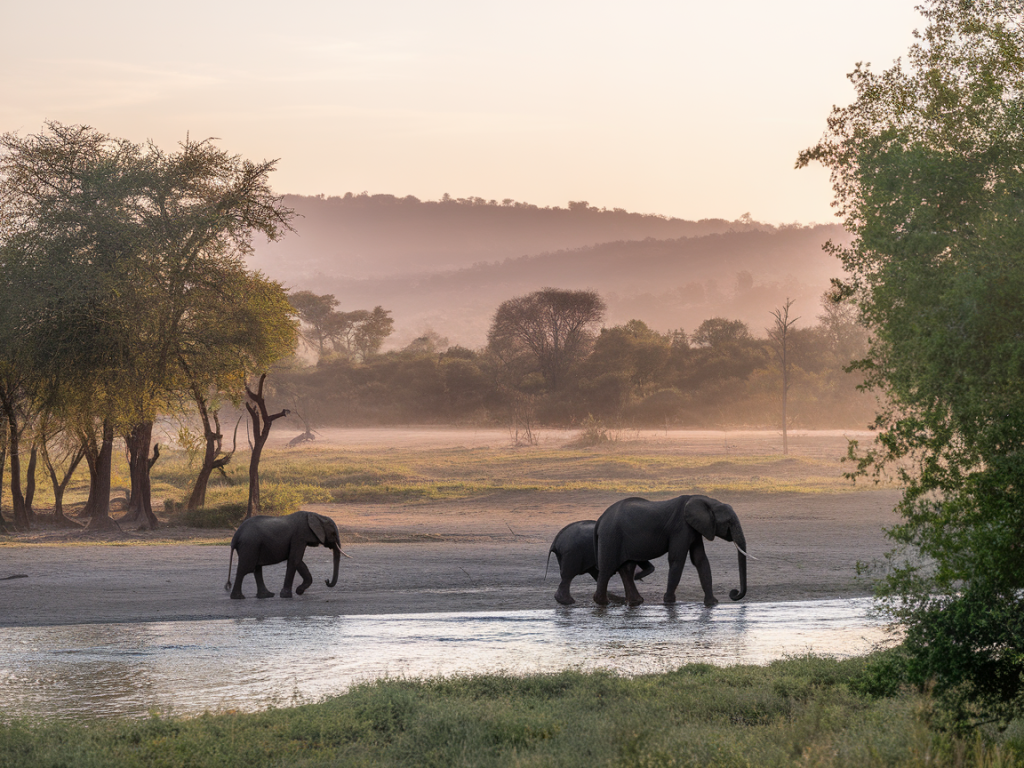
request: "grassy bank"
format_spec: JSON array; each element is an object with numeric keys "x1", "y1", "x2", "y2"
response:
[
  {"x1": 147, "y1": 439, "x2": 875, "y2": 514},
  {"x1": 2, "y1": 656, "x2": 1020, "y2": 767}
]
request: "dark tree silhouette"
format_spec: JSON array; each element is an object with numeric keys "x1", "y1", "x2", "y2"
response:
[
  {"x1": 487, "y1": 288, "x2": 606, "y2": 391},
  {"x1": 244, "y1": 374, "x2": 290, "y2": 519}
]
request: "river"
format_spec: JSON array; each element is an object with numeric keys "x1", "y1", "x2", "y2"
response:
[{"x1": 0, "y1": 597, "x2": 892, "y2": 722}]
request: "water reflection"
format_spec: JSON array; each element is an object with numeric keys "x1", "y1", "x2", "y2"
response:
[{"x1": 0, "y1": 598, "x2": 890, "y2": 722}]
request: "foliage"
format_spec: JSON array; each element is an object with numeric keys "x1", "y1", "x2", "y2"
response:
[
  {"x1": 0, "y1": 122, "x2": 297, "y2": 524},
  {"x1": 488, "y1": 288, "x2": 606, "y2": 391},
  {"x1": 799, "y1": 0, "x2": 1024, "y2": 726},
  {"x1": 289, "y1": 291, "x2": 395, "y2": 361},
  {"x1": 1, "y1": 655, "x2": 1020, "y2": 767}
]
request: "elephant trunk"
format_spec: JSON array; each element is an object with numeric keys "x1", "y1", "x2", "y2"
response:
[
  {"x1": 728, "y1": 528, "x2": 748, "y2": 601},
  {"x1": 325, "y1": 545, "x2": 341, "y2": 588}
]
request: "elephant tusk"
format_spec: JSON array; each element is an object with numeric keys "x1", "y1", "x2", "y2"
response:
[
  {"x1": 338, "y1": 547, "x2": 353, "y2": 559},
  {"x1": 734, "y1": 542, "x2": 759, "y2": 561}
]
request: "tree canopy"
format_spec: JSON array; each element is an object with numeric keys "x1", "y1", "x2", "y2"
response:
[
  {"x1": 487, "y1": 288, "x2": 606, "y2": 391},
  {"x1": 0, "y1": 122, "x2": 297, "y2": 529},
  {"x1": 799, "y1": 0, "x2": 1024, "y2": 726}
]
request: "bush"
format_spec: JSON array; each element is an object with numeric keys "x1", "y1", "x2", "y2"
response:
[{"x1": 180, "y1": 502, "x2": 247, "y2": 529}]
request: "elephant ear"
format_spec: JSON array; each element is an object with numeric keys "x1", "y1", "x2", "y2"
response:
[
  {"x1": 682, "y1": 497, "x2": 716, "y2": 541},
  {"x1": 306, "y1": 512, "x2": 328, "y2": 545}
]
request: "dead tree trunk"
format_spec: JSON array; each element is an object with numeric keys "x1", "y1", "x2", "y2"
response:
[
  {"x1": 185, "y1": 391, "x2": 238, "y2": 512},
  {"x1": 244, "y1": 374, "x2": 289, "y2": 519},
  {"x1": 768, "y1": 299, "x2": 799, "y2": 456}
]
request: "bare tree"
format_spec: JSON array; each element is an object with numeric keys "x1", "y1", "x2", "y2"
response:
[
  {"x1": 767, "y1": 299, "x2": 799, "y2": 455},
  {"x1": 244, "y1": 374, "x2": 290, "y2": 519}
]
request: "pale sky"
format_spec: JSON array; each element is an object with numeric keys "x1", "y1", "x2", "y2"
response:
[{"x1": 2, "y1": 1, "x2": 921, "y2": 225}]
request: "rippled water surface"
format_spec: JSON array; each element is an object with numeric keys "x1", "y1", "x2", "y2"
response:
[{"x1": 0, "y1": 598, "x2": 889, "y2": 721}]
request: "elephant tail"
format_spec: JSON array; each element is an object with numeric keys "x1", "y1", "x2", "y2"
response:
[
  {"x1": 225, "y1": 545, "x2": 235, "y2": 591},
  {"x1": 544, "y1": 549, "x2": 554, "y2": 582}
]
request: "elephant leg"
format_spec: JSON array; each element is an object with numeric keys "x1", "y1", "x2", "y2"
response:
[
  {"x1": 586, "y1": 567, "x2": 625, "y2": 603},
  {"x1": 254, "y1": 566, "x2": 275, "y2": 599},
  {"x1": 294, "y1": 561, "x2": 313, "y2": 596},
  {"x1": 635, "y1": 560, "x2": 655, "y2": 582},
  {"x1": 555, "y1": 576, "x2": 576, "y2": 605},
  {"x1": 618, "y1": 563, "x2": 644, "y2": 606},
  {"x1": 663, "y1": 555, "x2": 686, "y2": 604},
  {"x1": 690, "y1": 540, "x2": 718, "y2": 607},
  {"x1": 280, "y1": 546, "x2": 307, "y2": 599},
  {"x1": 593, "y1": 570, "x2": 613, "y2": 606},
  {"x1": 230, "y1": 565, "x2": 247, "y2": 600}
]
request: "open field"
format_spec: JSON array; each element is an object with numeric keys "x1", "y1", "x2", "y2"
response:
[{"x1": 0, "y1": 428, "x2": 901, "y2": 627}]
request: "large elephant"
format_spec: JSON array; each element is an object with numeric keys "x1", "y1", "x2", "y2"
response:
[
  {"x1": 547, "y1": 520, "x2": 655, "y2": 605},
  {"x1": 593, "y1": 495, "x2": 749, "y2": 607},
  {"x1": 225, "y1": 510, "x2": 349, "y2": 599}
]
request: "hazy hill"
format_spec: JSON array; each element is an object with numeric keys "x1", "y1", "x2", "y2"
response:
[
  {"x1": 250, "y1": 193, "x2": 769, "y2": 279},
  {"x1": 259, "y1": 220, "x2": 849, "y2": 349}
]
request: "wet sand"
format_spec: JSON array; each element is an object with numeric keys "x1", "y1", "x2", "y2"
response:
[{"x1": 0, "y1": 485, "x2": 900, "y2": 628}]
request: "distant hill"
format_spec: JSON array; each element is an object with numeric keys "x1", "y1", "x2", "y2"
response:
[
  {"x1": 256, "y1": 214, "x2": 850, "y2": 348},
  {"x1": 250, "y1": 193, "x2": 770, "y2": 279}
]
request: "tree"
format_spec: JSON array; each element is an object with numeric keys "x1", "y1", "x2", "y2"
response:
[
  {"x1": 0, "y1": 123, "x2": 295, "y2": 529},
  {"x1": 766, "y1": 299, "x2": 798, "y2": 455},
  {"x1": 289, "y1": 291, "x2": 341, "y2": 355},
  {"x1": 352, "y1": 306, "x2": 394, "y2": 360},
  {"x1": 799, "y1": 0, "x2": 1024, "y2": 726},
  {"x1": 588, "y1": 320, "x2": 671, "y2": 397},
  {"x1": 487, "y1": 288, "x2": 606, "y2": 391},
  {"x1": 244, "y1": 374, "x2": 290, "y2": 519}
]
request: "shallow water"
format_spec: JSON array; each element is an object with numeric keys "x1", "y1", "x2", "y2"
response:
[{"x1": 0, "y1": 598, "x2": 890, "y2": 721}]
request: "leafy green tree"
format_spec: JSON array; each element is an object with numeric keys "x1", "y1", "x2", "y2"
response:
[
  {"x1": 799, "y1": 0, "x2": 1024, "y2": 726},
  {"x1": 0, "y1": 123, "x2": 295, "y2": 528}
]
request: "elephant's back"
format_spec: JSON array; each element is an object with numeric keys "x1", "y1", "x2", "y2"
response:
[{"x1": 551, "y1": 520, "x2": 597, "y2": 553}]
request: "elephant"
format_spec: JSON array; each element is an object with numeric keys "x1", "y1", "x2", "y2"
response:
[
  {"x1": 593, "y1": 495, "x2": 749, "y2": 607},
  {"x1": 225, "y1": 510, "x2": 349, "y2": 599},
  {"x1": 547, "y1": 520, "x2": 655, "y2": 605}
]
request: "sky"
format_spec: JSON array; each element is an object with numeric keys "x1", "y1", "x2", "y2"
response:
[{"x1": 2, "y1": 1, "x2": 922, "y2": 225}]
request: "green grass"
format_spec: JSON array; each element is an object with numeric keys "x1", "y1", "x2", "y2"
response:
[
  {"x1": 141, "y1": 443, "x2": 882, "y2": 511},
  {"x1": 3, "y1": 435, "x2": 889, "y2": 524},
  {"x1": 1, "y1": 655, "x2": 1019, "y2": 767}
]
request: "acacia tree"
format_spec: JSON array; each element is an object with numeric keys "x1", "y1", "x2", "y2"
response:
[
  {"x1": 799, "y1": 0, "x2": 1024, "y2": 725},
  {"x1": 487, "y1": 288, "x2": 606, "y2": 391},
  {"x1": 1, "y1": 123, "x2": 296, "y2": 529}
]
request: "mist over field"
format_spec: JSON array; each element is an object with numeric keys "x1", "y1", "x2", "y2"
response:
[{"x1": 252, "y1": 193, "x2": 848, "y2": 348}]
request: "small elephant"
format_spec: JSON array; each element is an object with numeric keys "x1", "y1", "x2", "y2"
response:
[
  {"x1": 593, "y1": 495, "x2": 750, "y2": 607},
  {"x1": 547, "y1": 520, "x2": 654, "y2": 605},
  {"x1": 225, "y1": 510, "x2": 349, "y2": 599}
]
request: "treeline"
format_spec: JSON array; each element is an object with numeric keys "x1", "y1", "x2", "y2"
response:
[
  {"x1": 276, "y1": 288, "x2": 874, "y2": 432},
  {"x1": 279, "y1": 222, "x2": 849, "y2": 350}
]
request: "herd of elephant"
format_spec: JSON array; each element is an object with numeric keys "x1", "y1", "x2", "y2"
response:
[{"x1": 225, "y1": 494, "x2": 750, "y2": 607}]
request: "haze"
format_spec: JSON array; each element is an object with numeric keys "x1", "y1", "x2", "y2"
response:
[{"x1": 3, "y1": 0, "x2": 919, "y2": 225}]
